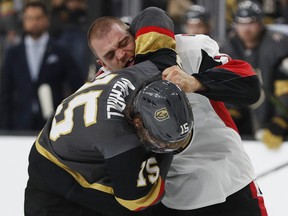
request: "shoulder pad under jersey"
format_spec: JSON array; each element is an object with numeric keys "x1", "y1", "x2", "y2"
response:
[{"x1": 175, "y1": 34, "x2": 229, "y2": 74}]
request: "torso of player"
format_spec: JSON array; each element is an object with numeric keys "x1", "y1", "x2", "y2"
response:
[
  {"x1": 36, "y1": 61, "x2": 161, "y2": 184},
  {"x1": 162, "y1": 93, "x2": 256, "y2": 209},
  {"x1": 162, "y1": 34, "x2": 256, "y2": 209}
]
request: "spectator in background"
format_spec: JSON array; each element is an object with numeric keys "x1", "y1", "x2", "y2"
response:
[
  {"x1": 0, "y1": 0, "x2": 21, "y2": 68},
  {"x1": 141, "y1": 0, "x2": 167, "y2": 11},
  {"x1": 183, "y1": 4, "x2": 211, "y2": 35},
  {"x1": 279, "y1": 0, "x2": 288, "y2": 24},
  {"x1": 49, "y1": 0, "x2": 66, "y2": 39},
  {"x1": 226, "y1": 0, "x2": 287, "y2": 27},
  {"x1": 261, "y1": 0, "x2": 286, "y2": 24},
  {"x1": 220, "y1": 0, "x2": 288, "y2": 149},
  {"x1": 0, "y1": 1, "x2": 84, "y2": 131},
  {"x1": 142, "y1": 0, "x2": 193, "y2": 34},
  {"x1": 50, "y1": 0, "x2": 92, "y2": 79},
  {"x1": 166, "y1": 0, "x2": 193, "y2": 34},
  {"x1": 226, "y1": 0, "x2": 238, "y2": 33}
]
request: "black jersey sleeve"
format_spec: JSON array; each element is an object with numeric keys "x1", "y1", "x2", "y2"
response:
[
  {"x1": 194, "y1": 59, "x2": 261, "y2": 105},
  {"x1": 274, "y1": 56, "x2": 288, "y2": 120},
  {"x1": 129, "y1": 7, "x2": 177, "y2": 71},
  {"x1": 97, "y1": 63, "x2": 173, "y2": 211},
  {"x1": 33, "y1": 61, "x2": 172, "y2": 213},
  {"x1": 105, "y1": 146, "x2": 173, "y2": 211}
]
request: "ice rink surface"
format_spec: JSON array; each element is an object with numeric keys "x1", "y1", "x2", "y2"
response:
[{"x1": 0, "y1": 136, "x2": 287, "y2": 216}]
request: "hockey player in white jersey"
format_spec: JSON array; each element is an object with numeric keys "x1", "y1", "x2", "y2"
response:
[
  {"x1": 127, "y1": 34, "x2": 268, "y2": 216},
  {"x1": 89, "y1": 10, "x2": 268, "y2": 215}
]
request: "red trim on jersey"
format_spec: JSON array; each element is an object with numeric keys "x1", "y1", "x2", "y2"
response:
[
  {"x1": 209, "y1": 100, "x2": 239, "y2": 133},
  {"x1": 135, "y1": 179, "x2": 165, "y2": 211},
  {"x1": 249, "y1": 182, "x2": 268, "y2": 216},
  {"x1": 95, "y1": 69, "x2": 104, "y2": 77},
  {"x1": 214, "y1": 54, "x2": 232, "y2": 61},
  {"x1": 216, "y1": 60, "x2": 255, "y2": 77},
  {"x1": 135, "y1": 26, "x2": 175, "y2": 40},
  {"x1": 214, "y1": 55, "x2": 222, "y2": 60}
]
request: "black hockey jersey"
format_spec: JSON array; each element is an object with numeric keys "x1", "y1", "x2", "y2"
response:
[
  {"x1": 30, "y1": 62, "x2": 172, "y2": 214},
  {"x1": 27, "y1": 6, "x2": 177, "y2": 215},
  {"x1": 221, "y1": 29, "x2": 288, "y2": 134}
]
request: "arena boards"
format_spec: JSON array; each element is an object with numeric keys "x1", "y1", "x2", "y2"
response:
[{"x1": 0, "y1": 136, "x2": 287, "y2": 216}]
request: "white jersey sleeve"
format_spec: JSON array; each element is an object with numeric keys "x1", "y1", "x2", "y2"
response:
[{"x1": 175, "y1": 34, "x2": 229, "y2": 75}]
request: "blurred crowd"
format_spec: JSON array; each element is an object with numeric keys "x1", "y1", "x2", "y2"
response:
[
  {"x1": 0, "y1": 0, "x2": 288, "y2": 148},
  {"x1": 0, "y1": 0, "x2": 91, "y2": 78}
]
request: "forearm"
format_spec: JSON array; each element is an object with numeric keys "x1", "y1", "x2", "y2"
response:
[
  {"x1": 194, "y1": 60, "x2": 261, "y2": 105},
  {"x1": 107, "y1": 148, "x2": 173, "y2": 211},
  {"x1": 162, "y1": 65, "x2": 206, "y2": 93}
]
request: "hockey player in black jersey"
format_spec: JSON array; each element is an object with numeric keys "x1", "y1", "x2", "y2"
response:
[
  {"x1": 221, "y1": 0, "x2": 288, "y2": 148},
  {"x1": 24, "y1": 7, "x2": 179, "y2": 216}
]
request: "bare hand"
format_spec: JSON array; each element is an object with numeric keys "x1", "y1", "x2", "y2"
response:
[{"x1": 162, "y1": 66, "x2": 206, "y2": 93}]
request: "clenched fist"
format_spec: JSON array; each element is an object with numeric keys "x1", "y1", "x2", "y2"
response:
[{"x1": 162, "y1": 66, "x2": 206, "y2": 93}]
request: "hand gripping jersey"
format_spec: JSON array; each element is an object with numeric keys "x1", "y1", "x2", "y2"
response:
[
  {"x1": 176, "y1": 34, "x2": 260, "y2": 106},
  {"x1": 161, "y1": 34, "x2": 258, "y2": 209},
  {"x1": 26, "y1": 7, "x2": 177, "y2": 215}
]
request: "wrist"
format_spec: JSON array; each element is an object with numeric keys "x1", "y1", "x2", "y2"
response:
[{"x1": 191, "y1": 76, "x2": 206, "y2": 92}]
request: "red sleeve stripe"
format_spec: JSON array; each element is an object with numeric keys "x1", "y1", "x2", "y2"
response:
[
  {"x1": 216, "y1": 60, "x2": 256, "y2": 77},
  {"x1": 249, "y1": 181, "x2": 268, "y2": 216},
  {"x1": 135, "y1": 26, "x2": 175, "y2": 40},
  {"x1": 135, "y1": 178, "x2": 165, "y2": 211},
  {"x1": 115, "y1": 176, "x2": 165, "y2": 211},
  {"x1": 209, "y1": 100, "x2": 239, "y2": 133},
  {"x1": 214, "y1": 54, "x2": 232, "y2": 61}
]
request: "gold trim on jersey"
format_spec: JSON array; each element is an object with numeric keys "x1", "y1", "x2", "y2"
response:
[
  {"x1": 35, "y1": 132, "x2": 114, "y2": 194},
  {"x1": 36, "y1": 131, "x2": 165, "y2": 210},
  {"x1": 135, "y1": 32, "x2": 176, "y2": 55},
  {"x1": 115, "y1": 177, "x2": 163, "y2": 211},
  {"x1": 275, "y1": 80, "x2": 288, "y2": 97},
  {"x1": 272, "y1": 116, "x2": 288, "y2": 129}
]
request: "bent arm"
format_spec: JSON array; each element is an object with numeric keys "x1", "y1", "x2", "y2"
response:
[
  {"x1": 194, "y1": 59, "x2": 261, "y2": 105},
  {"x1": 106, "y1": 147, "x2": 172, "y2": 211},
  {"x1": 174, "y1": 34, "x2": 260, "y2": 105},
  {"x1": 130, "y1": 7, "x2": 177, "y2": 71}
]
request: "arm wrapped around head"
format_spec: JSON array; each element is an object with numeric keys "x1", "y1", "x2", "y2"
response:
[{"x1": 130, "y1": 7, "x2": 177, "y2": 71}]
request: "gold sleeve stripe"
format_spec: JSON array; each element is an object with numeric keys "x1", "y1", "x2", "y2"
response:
[
  {"x1": 115, "y1": 177, "x2": 164, "y2": 211},
  {"x1": 135, "y1": 32, "x2": 176, "y2": 55},
  {"x1": 272, "y1": 117, "x2": 288, "y2": 129},
  {"x1": 275, "y1": 80, "x2": 288, "y2": 97},
  {"x1": 35, "y1": 133, "x2": 114, "y2": 194}
]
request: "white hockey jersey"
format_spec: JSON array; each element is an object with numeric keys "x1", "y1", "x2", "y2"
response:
[{"x1": 161, "y1": 34, "x2": 256, "y2": 210}]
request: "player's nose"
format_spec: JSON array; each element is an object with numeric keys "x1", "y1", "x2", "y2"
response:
[{"x1": 116, "y1": 48, "x2": 126, "y2": 60}]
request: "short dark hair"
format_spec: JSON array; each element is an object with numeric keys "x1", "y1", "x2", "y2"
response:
[{"x1": 24, "y1": 1, "x2": 49, "y2": 17}]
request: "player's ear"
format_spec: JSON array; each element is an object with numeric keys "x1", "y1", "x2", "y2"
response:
[{"x1": 97, "y1": 59, "x2": 106, "y2": 67}]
